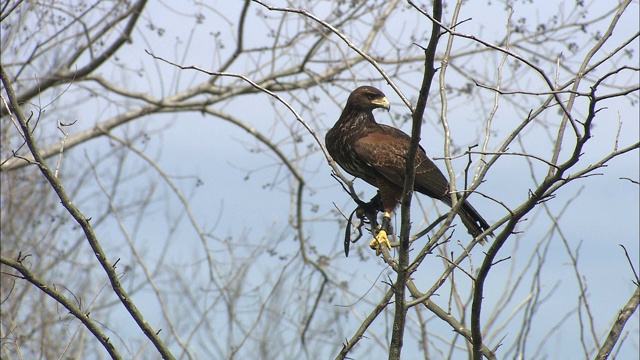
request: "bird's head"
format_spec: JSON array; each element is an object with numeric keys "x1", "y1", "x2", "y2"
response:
[{"x1": 346, "y1": 86, "x2": 391, "y2": 112}]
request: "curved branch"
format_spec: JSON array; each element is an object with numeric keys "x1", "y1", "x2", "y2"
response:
[
  {"x1": 0, "y1": 255, "x2": 123, "y2": 360},
  {"x1": 251, "y1": 0, "x2": 411, "y2": 109},
  {"x1": 0, "y1": 0, "x2": 148, "y2": 117},
  {"x1": 0, "y1": 64, "x2": 176, "y2": 360}
]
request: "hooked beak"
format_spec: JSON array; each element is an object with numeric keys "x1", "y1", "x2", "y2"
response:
[{"x1": 372, "y1": 96, "x2": 390, "y2": 111}]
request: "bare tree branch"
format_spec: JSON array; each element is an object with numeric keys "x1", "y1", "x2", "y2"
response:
[
  {"x1": 0, "y1": 255, "x2": 123, "y2": 359},
  {"x1": 0, "y1": 64, "x2": 176, "y2": 360},
  {"x1": 595, "y1": 287, "x2": 640, "y2": 360}
]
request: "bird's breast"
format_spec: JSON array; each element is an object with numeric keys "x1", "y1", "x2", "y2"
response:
[{"x1": 327, "y1": 127, "x2": 370, "y2": 179}]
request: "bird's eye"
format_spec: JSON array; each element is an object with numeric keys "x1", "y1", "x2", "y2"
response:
[{"x1": 367, "y1": 93, "x2": 376, "y2": 100}]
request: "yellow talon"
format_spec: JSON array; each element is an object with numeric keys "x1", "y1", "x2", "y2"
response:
[
  {"x1": 369, "y1": 212, "x2": 392, "y2": 255},
  {"x1": 370, "y1": 229, "x2": 392, "y2": 255}
]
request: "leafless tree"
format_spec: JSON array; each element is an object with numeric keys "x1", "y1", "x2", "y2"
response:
[{"x1": 1, "y1": 0, "x2": 638, "y2": 359}]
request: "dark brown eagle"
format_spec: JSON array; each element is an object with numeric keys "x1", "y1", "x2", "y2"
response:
[{"x1": 326, "y1": 86, "x2": 491, "y2": 252}]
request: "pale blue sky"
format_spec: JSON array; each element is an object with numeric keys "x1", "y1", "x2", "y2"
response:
[{"x1": 12, "y1": 0, "x2": 637, "y2": 358}]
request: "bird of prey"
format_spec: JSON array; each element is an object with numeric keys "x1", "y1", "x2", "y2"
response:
[{"x1": 326, "y1": 86, "x2": 491, "y2": 253}]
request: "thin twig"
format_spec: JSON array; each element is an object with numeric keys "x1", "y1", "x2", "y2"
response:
[
  {"x1": 619, "y1": 245, "x2": 640, "y2": 285},
  {"x1": 436, "y1": 254, "x2": 476, "y2": 281}
]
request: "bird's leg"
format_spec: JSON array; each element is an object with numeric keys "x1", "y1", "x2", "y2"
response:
[
  {"x1": 370, "y1": 211, "x2": 392, "y2": 255},
  {"x1": 360, "y1": 192, "x2": 383, "y2": 228},
  {"x1": 344, "y1": 193, "x2": 383, "y2": 257}
]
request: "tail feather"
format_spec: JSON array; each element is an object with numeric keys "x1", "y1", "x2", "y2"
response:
[{"x1": 459, "y1": 200, "x2": 492, "y2": 244}]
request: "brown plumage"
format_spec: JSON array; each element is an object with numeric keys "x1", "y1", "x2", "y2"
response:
[{"x1": 326, "y1": 86, "x2": 491, "y2": 243}]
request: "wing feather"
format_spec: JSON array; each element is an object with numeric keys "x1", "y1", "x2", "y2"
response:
[{"x1": 352, "y1": 125, "x2": 449, "y2": 200}]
